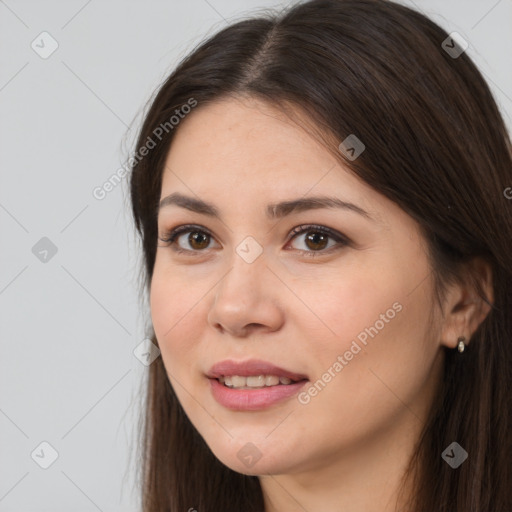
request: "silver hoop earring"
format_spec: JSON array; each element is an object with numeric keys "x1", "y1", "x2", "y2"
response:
[{"x1": 457, "y1": 336, "x2": 466, "y2": 353}]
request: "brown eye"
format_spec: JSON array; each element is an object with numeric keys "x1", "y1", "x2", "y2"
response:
[
  {"x1": 287, "y1": 224, "x2": 349, "y2": 257},
  {"x1": 158, "y1": 223, "x2": 348, "y2": 257},
  {"x1": 188, "y1": 231, "x2": 210, "y2": 250},
  {"x1": 304, "y1": 231, "x2": 329, "y2": 251},
  {"x1": 158, "y1": 225, "x2": 217, "y2": 253}
]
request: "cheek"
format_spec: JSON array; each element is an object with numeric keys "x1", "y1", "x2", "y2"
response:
[
  {"x1": 303, "y1": 264, "x2": 407, "y2": 349},
  {"x1": 300, "y1": 262, "x2": 433, "y2": 397},
  {"x1": 150, "y1": 256, "x2": 201, "y2": 327},
  {"x1": 149, "y1": 266, "x2": 203, "y2": 359},
  {"x1": 149, "y1": 274, "x2": 173, "y2": 341},
  {"x1": 305, "y1": 273, "x2": 436, "y2": 421}
]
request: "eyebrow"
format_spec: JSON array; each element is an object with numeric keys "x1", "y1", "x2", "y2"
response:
[{"x1": 158, "y1": 192, "x2": 374, "y2": 221}]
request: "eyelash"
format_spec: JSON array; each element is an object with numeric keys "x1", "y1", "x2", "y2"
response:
[{"x1": 157, "y1": 224, "x2": 350, "y2": 258}]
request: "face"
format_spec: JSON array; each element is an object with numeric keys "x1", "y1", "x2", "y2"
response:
[{"x1": 150, "y1": 96, "x2": 445, "y2": 476}]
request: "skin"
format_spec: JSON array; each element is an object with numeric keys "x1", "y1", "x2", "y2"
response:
[{"x1": 150, "y1": 96, "x2": 492, "y2": 512}]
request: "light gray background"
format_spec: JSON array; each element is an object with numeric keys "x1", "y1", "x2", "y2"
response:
[{"x1": 1, "y1": 0, "x2": 510, "y2": 510}]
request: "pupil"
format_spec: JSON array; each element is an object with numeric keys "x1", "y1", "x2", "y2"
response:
[
  {"x1": 189, "y1": 232, "x2": 209, "y2": 249},
  {"x1": 306, "y1": 232, "x2": 328, "y2": 250}
]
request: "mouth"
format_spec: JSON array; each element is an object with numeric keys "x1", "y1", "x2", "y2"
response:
[
  {"x1": 215, "y1": 374, "x2": 307, "y2": 389},
  {"x1": 206, "y1": 359, "x2": 309, "y2": 410},
  {"x1": 207, "y1": 359, "x2": 309, "y2": 386}
]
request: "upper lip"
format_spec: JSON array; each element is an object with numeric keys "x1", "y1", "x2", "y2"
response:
[{"x1": 207, "y1": 359, "x2": 309, "y2": 381}]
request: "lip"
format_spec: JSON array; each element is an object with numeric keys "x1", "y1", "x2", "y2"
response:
[
  {"x1": 206, "y1": 359, "x2": 308, "y2": 381},
  {"x1": 206, "y1": 359, "x2": 309, "y2": 411},
  {"x1": 208, "y1": 378, "x2": 308, "y2": 411}
]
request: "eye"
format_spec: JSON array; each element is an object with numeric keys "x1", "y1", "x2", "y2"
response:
[
  {"x1": 157, "y1": 223, "x2": 350, "y2": 257},
  {"x1": 286, "y1": 224, "x2": 349, "y2": 257},
  {"x1": 158, "y1": 224, "x2": 218, "y2": 254}
]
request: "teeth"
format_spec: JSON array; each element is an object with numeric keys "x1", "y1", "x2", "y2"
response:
[
  {"x1": 218, "y1": 375, "x2": 298, "y2": 389},
  {"x1": 231, "y1": 375, "x2": 247, "y2": 388},
  {"x1": 265, "y1": 375, "x2": 279, "y2": 386},
  {"x1": 247, "y1": 375, "x2": 265, "y2": 387}
]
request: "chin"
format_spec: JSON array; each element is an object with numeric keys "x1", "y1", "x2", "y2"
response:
[{"x1": 204, "y1": 436, "x2": 300, "y2": 477}]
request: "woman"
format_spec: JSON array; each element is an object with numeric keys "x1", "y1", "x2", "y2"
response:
[{"x1": 129, "y1": 0, "x2": 512, "y2": 510}]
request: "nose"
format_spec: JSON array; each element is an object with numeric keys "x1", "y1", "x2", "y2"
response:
[{"x1": 207, "y1": 252, "x2": 285, "y2": 338}]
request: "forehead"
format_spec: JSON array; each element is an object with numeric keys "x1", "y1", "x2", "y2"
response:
[
  {"x1": 159, "y1": 97, "x2": 408, "y2": 234},
  {"x1": 163, "y1": 97, "x2": 333, "y2": 185},
  {"x1": 162, "y1": 98, "x2": 367, "y2": 200}
]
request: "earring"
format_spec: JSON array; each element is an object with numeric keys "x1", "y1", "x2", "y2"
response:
[{"x1": 457, "y1": 336, "x2": 466, "y2": 353}]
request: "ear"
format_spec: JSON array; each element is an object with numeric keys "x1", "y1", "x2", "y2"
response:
[{"x1": 439, "y1": 257, "x2": 494, "y2": 349}]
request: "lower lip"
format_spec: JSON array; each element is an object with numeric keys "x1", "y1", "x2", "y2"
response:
[{"x1": 208, "y1": 378, "x2": 308, "y2": 411}]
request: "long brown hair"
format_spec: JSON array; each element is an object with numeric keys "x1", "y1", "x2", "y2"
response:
[{"x1": 129, "y1": 1, "x2": 512, "y2": 510}]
